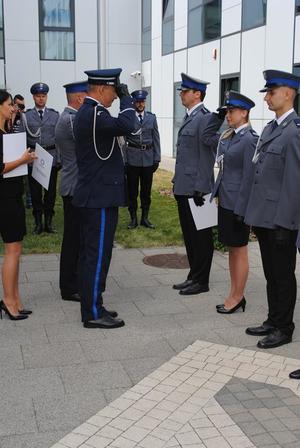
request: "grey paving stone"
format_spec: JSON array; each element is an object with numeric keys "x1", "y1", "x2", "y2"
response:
[
  {"x1": 0, "y1": 431, "x2": 66, "y2": 448},
  {"x1": 249, "y1": 408, "x2": 274, "y2": 421},
  {"x1": 241, "y1": 398, "x2": 265, "y2": 409},
  {"x1": 26, "y1": 271, "x2": 59, "y2": 283},
  {"x1": 0, "y1": 398, "x2": 37, "y2": 436},
  {"x1": 271, "y1": 430, "x2": 298, "y2": 444},
  {"x1": 261, "y1": 398, "x2": 286, "y2": 409},
  {"x1": 59, "y1": 361, "x2": 133, "y2": 394},
  {"x1": 0, "y1": 345, "x2": 24, "y2": 372},
  {"x1": 22, "y1": 341, "x2": 87, "y2": 368},
  {"x1": 261, "y1": 418, "x2": 288, "y2": 432},
  {"x1": 33, "y1": 391, "x2": 106, "y2": 432},
  {"x1": 134, "y1": 298, "x2": 190, "y2": 316},
  {"x1": 121, "y1": 357, "x2": 170, "y2": 383},
  {"x1": 238, "y1": 421, "x2": 266, "y2": 436},
  {"x1": 103, "y1": 388, "x2": 129, "y2": 404},
  {"x1": 249, "y1": 432, "x2": 276, "y2": 446},
  {"x1": 228, "y1": 412, "x2": 256, "y2": 423}
]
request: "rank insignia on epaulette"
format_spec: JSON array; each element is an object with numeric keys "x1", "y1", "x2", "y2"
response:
[
  {"x1": 250, "y1": 129, "x2": 258, "y2": 136},
  {"x1": 294, "y1": 118, "x2": 300, "y2": 127}
]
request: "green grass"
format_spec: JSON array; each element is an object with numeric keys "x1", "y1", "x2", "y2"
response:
[{"x1": 1, "y1": 169, "x2": 224, "y2": 254}]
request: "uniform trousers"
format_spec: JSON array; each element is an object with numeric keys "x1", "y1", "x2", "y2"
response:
[
  {"x1": 127, "y1": 165, "x2": 153, "y2": 212},
  {"x1": 28, "y1": 165, "x2": 58, "y2": 216},
  {"x1": 59, "y1": 195, "x2": 80, "y2": 295},
  {"x1": 254, "y1": 227, "x2": 297, "y2": 337},
  {"x1": 175, "y1": 195, "x2": 214, "y2": 285},
  {"x1": 78, "y1": 206, "x2": 118, "y2": 322}
]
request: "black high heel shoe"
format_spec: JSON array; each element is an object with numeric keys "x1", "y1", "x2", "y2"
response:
[
  {"x1": 18, "y1": 309, "x2": 32, "y2": 315},
  {"x1": 0, "y1": 300, "x2": 28, "y2": 321},
  {"x1": 216, "y1": 297, "x2": 246, "y2": 314}
]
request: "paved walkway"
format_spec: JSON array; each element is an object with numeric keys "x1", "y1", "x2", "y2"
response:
[{"x1": 0, "y1": 243, "x2": 300, "y2": 448}]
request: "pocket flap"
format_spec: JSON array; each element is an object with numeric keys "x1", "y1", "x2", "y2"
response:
[
  {"x1": 266, "y1": 189, "x2": 279, "y2": 201},
  {"x1": 181, "y1": 129, "x2": 196, "y2": 137},
  {"x1": 266, "y1": 144, "x2": 283, "y2": 155}
]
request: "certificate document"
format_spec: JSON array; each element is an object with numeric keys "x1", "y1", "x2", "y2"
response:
[
  {"x1": 188, "y1": 194, "x2": 218, "y2": 230},
  {"x1": 3, "y1": 132, "x2": 28, "y2": 178},
  {"x1": 32, "y1": 143, "x2": 53, "y2": 190}
]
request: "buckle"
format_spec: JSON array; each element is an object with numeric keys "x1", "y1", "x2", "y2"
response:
[{"x1": 141, "y1": 144, "x2": 147, "y2": 150}]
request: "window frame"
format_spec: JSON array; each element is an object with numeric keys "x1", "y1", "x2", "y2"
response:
[
  {"x1": 0, "y1": 0, "x2": 5, "y2": 60},
  {"x1": 241, "y1": 0, "x2": 267, "y2": 32},
  {"x1": 296, "y1": 0, "x2": 300, "y2": 15},
  {"x1": 38, "y1": 0, "x2": 76, "y2": 61},
  {"x1": 162, "y1": 0, "x2": 175, "y2": 56},
  {"x1": 173, "y1": 81, "x2": 185, "y2": 157},
  {"x1": 143, "y1": 86, "x2": 152, "y2": 111},
  {"x1": 293, "y1": 64, "x2": 300, "y2": 114},
  {"x1": 220, "y1": 74, "x2": 240, "y2": 107},
  {"x1": 187, "y1": 0, "x2": 222, "y2": 49},
  {"x1": 142, "y1": 0, "x2": 152, "y2": 62}
]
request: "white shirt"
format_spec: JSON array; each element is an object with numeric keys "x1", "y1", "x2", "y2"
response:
[
  {"x1": 187, "y1": 102, "x2": 203, "y2": 116},
  {"x1": 35, "y1": 107, "x2": 45, "y2": 114},
  {"x1": 276, "y1": 108, "x2": 294, "y2": 125},
  {"x1": 136, "y1": 111, "x2": 145, "y2": 119},
  {"x1": 234, "y1": 123, "x2": 248, "y2": 134}
]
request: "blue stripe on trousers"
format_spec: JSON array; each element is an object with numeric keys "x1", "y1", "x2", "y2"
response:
[{"x1": 92, "y1": 208, "x2": 106, "y2": 319}]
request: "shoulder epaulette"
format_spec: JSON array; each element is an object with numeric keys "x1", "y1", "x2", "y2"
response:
[
  {"x1": 294, "y1": 118, "x2": 300, "y2": 127},
  {"x1": 201, "y1": 106, "x2": 210, "y2": 114},
  {"x1": 26, "y1": 108, "x2": 32, "y2": 112},
  {"x1": 249, "y1": 129, "x2": 259, "y2": 137},
  {"x1": 146, "y1": 111, "x2": 154, "y2": 115},
  {"x1": 47, "y1": 108, "x2": 59, "y2": 114},
  {"x1": 267, "y1": 120, "x2": 273, "y2": 125}
]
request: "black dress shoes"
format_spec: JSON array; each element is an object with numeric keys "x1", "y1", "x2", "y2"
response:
[
  {"x1": 173, "y1": 279, "x2": 193, "y2": 290},
  {"x1": 289, "y1": 369, "x2": 300, "y2": 379},
  {"x1": 61, "y1": 292, "x2": 81, "y2": 302},
  {"x1": 179, "y1": 283, "x2": 209, "y2": 295},
  {"x1": 84, "y1": 313, "x2": 125, "y2": 329},
  {"x1": 257, "y1": 329, "x2": 292, "y2": 349},
  {"x1": 102, "y1": 307, "x2": 118, "y2": 318},
  {"x1": 246, "y1": 323, "x2": 275, "y2": 336}
]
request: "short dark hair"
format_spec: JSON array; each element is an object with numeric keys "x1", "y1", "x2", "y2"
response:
[
  {"x1": 0, "y1": 89, "x2": 11, "y2": 106},
  {"x1": 14, "y1": 94, "x2": 24, "y2": 102}
]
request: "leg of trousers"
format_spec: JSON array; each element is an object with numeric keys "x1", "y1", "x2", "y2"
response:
[
  {"x1": 140, "y1": 166, "x2": 153, "y2": 211},
  {"x1": 28, "y1": 165, "x2": 43, "y2": 216},
  {"x1": 78, "y1": 207, "x2": 118, "y2": 322},
  {"x1": 127, "y1": 165, "x2": 141, "y2": 212},
  {"x1": 59, "y1": 196, "x2": 80, "y2": 295},
  {"x1": 254, "y1": 227, "x2": 297, "y2": 336},
  {"x1": 44, "y1": 166, "x2": 58, "y2": 216},
  {"x1": 176, "y1": 195, "x2": 214, "y2": 285}
]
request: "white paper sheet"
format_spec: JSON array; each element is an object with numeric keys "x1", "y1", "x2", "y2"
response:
[
  {"x1": 31, "y1": 143, "x2": 53, "y2": 190},
  {"x1": 3, "y1": 132, "x2": 28, "y2": 178},
  {"x1": 188, "y1": 194, "x2": 218, "y2": 230}
]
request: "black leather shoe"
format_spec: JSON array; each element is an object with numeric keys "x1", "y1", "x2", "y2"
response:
[
  {"x1": 257, "y1": 329, "x2": 292, "y2": 349},
  {"x1": 289, "y1": 369, "x2": 300, "y2": 379},
  {"x1": 140, "y1": 217, "x2": 155, "y2": 229},
  {"x1": 18, "y1": 309, "x2": 33, "y2": 315},
  {"x1": 84, "y1": 313, "x2": 125, "y2": 329},
  {"x1": 179, "y1": 283, "x2": 209, "y2": 295},
  {"x1": 61, "y1": 292, "x2": 81, "y2": 302},
  {"x1": 246, "y1": 323, "x2": 275, "y2": 336},
  {"x1": 173, "y1": 279, "x2": 193, "y2": 290},
  {"x1": 127, "y1": 212, "x2": 138, "y2": 229},
  {"x1": 102, "y1": 307, "x2": 118, "y2": 318},
  {"x1": 217, "y1": 298, "x2": 246, "y2": 314}
]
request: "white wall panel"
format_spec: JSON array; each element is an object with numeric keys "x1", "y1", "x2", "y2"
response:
[
  {"x1": 187, "y1": 45, "x2": 203, "y2": 79},
  {"x1": 142, "y1": 60, "x2": 151, "y2": 87},
  {"x1": 221, "y1": 34, "x2": 240, "y2": 75},
  {"x1": 174, "y1": 0, "x2": 187, "y2": 50},
  {"x1": 0, "y1": 61, "x2": 5, "y2": 89},
  {"x1": 241, "y1": 27, "x2": 269, "y2": 122},
  {"x1": 4, "y1": 0, "x2": 38, "y2": 41},
  {"x1": 160, "y1": 54, "x2": 174, "y2": 157},
  {"x1": 201, "y1": 41, "x2": 220, "y2": 111},
  {"x1": 265, "y1": 0, "x2": 294, "y2": 70},
  {"x1": 152, "y1": 0, "x2": 162, "y2": 39},
  {"x1": 294, "y1": 16, "x2": 300, "y2": 63},
  {"x1": 222, "y1": 0, "x2": 242, "y2": 36},
  {"x1": 75, "y1": 0, "x2": 98, "y2": 43},
  {"x1": 75, "y1": 43, "x2": 98, "y2": 80},
  {"x1": 41, "y1": 61, "x2": 75, "y2": 111},
  {"x1": 151, "y1": 37, "x2": 162, "y2": 117},
  {"x1": 174, "y1": 50, "x2": 187, "y2": 82}
]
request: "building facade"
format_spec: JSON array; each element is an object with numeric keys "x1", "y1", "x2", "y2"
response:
[{"x1": 141, "y1": 0, "x2": 300, "y2": 157}]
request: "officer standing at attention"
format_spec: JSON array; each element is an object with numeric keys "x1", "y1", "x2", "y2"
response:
[
  {"x1": 125, "y1": 90, "x2": 161, "y2": 229},
  {"x1": 21, "y1": 83, "x2": 59, "y2": 234},
  {"x1": 244, "y1": 70, "x2": 300, "y2": 349},
  {"x1": 72, "y1": 68, "x2": 135, "y2": 329},
  {"x1": 55, "y1": 81, "x2": 88, "y2": 303},
  {"x1": 172, "y1": 73, "x2": 224, "y2": 296}
]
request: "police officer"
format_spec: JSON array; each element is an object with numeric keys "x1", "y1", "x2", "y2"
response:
[
  {"x1": 289, "y1": 232, "x2": 300, "y2": 379},
  {"x1": 125, "y1": 90, "x2": 161, "y2": 229},
  {"x1": 172, "y1": 73, "x2": 224, "y2": 296},
  {"x1": 245, "y1": 70, "x2": 300, "y2": 349},
  {"x1": 21, "y1": 83, "x2": 59, "y2": 234},
  {"x1": 210, "y1": 91, "x2": 258, "y2": 314},
  {"x1": 72, "y1": 68, "x2": 135, "y2": 329},
  {"x1": 55, "y1": 81, "x2": 88, "y2": 302}
]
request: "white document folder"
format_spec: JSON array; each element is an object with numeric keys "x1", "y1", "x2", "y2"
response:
[
  {"x1": 188, "y1": 194, "x2": 218, "y2": 230},
  {"x1": 3, "y1": 132, "x2": 28, "y2": 178},
  {"x1": 31, "y1": 143, "x2": 53, "y2": 190}
]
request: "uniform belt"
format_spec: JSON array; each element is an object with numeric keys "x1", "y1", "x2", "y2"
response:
[
  {"x1": 127, "y1": 142, "x2": 152, "y2": 150},
  {"x1": 29, "y1": 144, "x2": 55, "y2": 151}
]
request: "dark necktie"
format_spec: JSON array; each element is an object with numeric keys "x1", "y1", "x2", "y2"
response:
[
  {"x1": 270, "y1": 120, "x2": 278, "y2": 133},
  {"x1": 38, "y1": 110, "x2": 43, "y2": 121},
  {"x1": 138, "y1": 114, "x2": 143, "y2": 124},
  {"x1": 184, "y1": 113, "x2": 189, "y2": 121}
]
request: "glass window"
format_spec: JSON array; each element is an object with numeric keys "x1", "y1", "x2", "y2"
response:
[
  {"x1": 220, "y1": 76, "x2": 240, "y2": 106},
  {"x1": 162, "y1": 0, "x2": 174, "y2": 56},
  {"x1": 188, "y1": 0, "x2": 221, "y2": 47},
  {"x1": 296, "y1": 0, "x2": 300, "y2": 15},
  {"x1": 0, "y1": 0, "x2": 4, "y2": 59},
  {"x1": 39, "y1": 0, "x2": 75, "y2": 60},
  {"x1": 144, "y1": 86, "x2": 151, "y2": 111},
  {"x1": 142, "y1": 0, "x2": 151, "y2": 62},
  {"x1": 242, "y1": 0, "x2": 267, "y2": 31},
  {"x1": 173, "y1": 82, "x2": 185, "y2": 157},
  {"x1": 293, "y1": 65, "x2": 300, "y2": 114}
]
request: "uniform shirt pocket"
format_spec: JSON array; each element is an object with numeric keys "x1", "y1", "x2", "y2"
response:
[{"x1": 181, "y1": 129, "x2": 196, "y2": 138}]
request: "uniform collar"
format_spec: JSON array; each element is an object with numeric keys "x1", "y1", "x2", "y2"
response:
[
  {"x1": 85, "y1": 96, "x2": 101, "y2": 105},
  {"x1": 275, "y1": 108, "x2": 294, "y2": 126},
  {"x1": 35, "y1": 107, "x2": 46, "y2": 113},
  {"x1": 234, "y1": 123, "x2": 248, "y2": 134},
  {"x1": 187, "y1": 102, "x2": 203, "y2": 116},
  {"x1": 66, "y1": 105, "x2": 77, "y2": 112},
  {"x1": 136, "y1": 111, "x2": 145, "y2": 118}
]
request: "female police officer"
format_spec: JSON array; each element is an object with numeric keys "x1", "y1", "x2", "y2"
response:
[{"x1": 211, "y1": 91, "x2": 258, "y2": 314}]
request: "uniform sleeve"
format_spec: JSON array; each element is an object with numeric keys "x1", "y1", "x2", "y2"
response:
[
  {"x1": 96, "y1": 96, "x2": 136, "y2": 137},
  {"x1": 274, "y1": 131, "x2": 300, "y2": 229},
  {"x1": 152, "y1": 116, "x2": 161, "y2": 163},
  {"x1": 202, "y1": 113, "x2": 224, "y2": 150},
  {"x1": 234, "y1": 132, "x2": 258, "y2": 217}
]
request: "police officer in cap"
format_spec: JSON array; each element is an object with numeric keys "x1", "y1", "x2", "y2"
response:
[
  {"x1": 245, "y1": 69, "x2": 300, "y2": 349},
  {"x1": 172, "y1": 73, "x2": 224, "y2": 296},
  {"x1": 289, "y1": 233, "x2": 300, "y2": 379},
  {"x1": 125, "y1": 89, "x2": 161, "y2": 229},
  {"x1": 55, "y1": 80, "x2": 88, "y2": 303},
  {"x1": 73, "y1": 68, "x2": 135, "y2": 329},
  {"x1": 21, "y1": 83, "x2": 59, "y2": 234}
]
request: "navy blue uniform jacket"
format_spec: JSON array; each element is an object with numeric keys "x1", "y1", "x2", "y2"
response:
[{"x1": 72, "y1": 96, "x2": 135, "y2": 208}]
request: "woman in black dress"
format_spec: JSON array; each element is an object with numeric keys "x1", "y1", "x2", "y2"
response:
[
  {"x1": 0, "y1": 90, "x2": 37, "y2": 320},
  {"x1": 211, "y1": 91, "x2": 258, "y2": 314}
]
